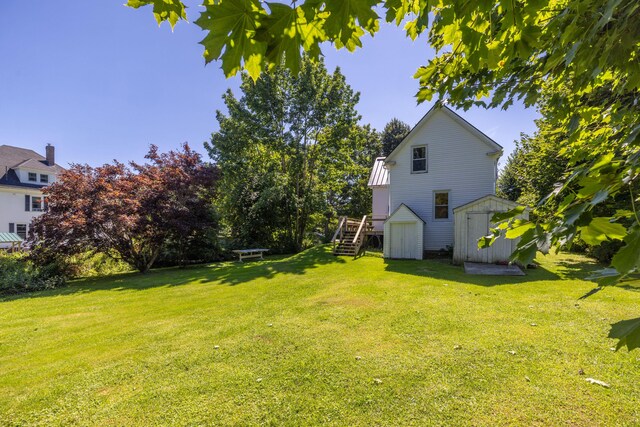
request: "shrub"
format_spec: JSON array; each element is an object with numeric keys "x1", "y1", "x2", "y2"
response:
[
  {"x1": 65, "y1": 252, "x2": 132, "y2": 277},
  {"x1": 0, "y1": 252, "x2": 66, "y2": 295},
  {"x1": 585, "y1": 240, "x2": 623, "y2": 265}
]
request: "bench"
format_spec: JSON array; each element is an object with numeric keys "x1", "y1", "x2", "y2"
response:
[{"x1": 232, "y1": 248, "x2": 269, "y2": 262}]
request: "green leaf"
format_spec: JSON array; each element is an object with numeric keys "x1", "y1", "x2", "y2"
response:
[
  {"x1": 564, "y1": 203, "x2": 588, "y2": 226},
  {"x1": 505, "y1": 221, "x2": 535, "y2": 239},
  {"x1": 127, "y1": 0, "x2": 187, "y2": 29},
  {"x1": 259, "y1": 3, "x2": 303, "y2": 74},
  {"x1": 478, "y1": 228, "x2": 500, "y2": 248},
  {"x1": 590, "y1": 189, "x2": 609, "y2": 206},
  {"x1": 384, "y1": 0, "x2": 420, "y2": 26},
  {"x1": 611, "y1": 229, "x2": 640, "y2": 275},
  {"x1": 324, "y1": 0, "x2": 379, "y2": 47},
  {"x1": 195, "y1": 0, "x2": 267, "y2": 79},
  {"x1": 491, "y1": 206, "x2": 525, "y2": 222},
  {"x1": 578, "y1": 217, "x2": 626, "y2": 246},
  {"x1": 608, "y1": 317, "x2": 640, "y2": 351}
]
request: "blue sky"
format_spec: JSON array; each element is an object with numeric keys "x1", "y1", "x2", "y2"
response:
[{"x1": 0, "y1": 1, "x2": 539, "y2": 168}]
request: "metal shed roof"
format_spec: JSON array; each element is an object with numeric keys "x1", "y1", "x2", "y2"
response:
[
  {"x1": 367, "y1": 157, "x2": 389, "y2": 187},
  {"x1": 0, "y1": 233, "x2": 23, "y2": 243}
]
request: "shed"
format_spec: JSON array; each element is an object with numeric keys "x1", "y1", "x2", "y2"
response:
[
  {"x1": 453, "y1": 195, "x2": 528, "y2": 264},
  {"x1": 383, "y1": 204, "x2": 424, "y2": 260},
  {"x1": 0, "y1": 232, "x2": 24, "y2": 252}
]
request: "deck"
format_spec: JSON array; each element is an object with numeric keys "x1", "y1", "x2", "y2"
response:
[{"x1": 331, "y1": 216, "x2": 385, "y2": 256}]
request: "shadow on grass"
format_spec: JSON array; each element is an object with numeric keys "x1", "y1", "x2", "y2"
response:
[
  {"x1": 383, "y1": 258, "x2": 562, "y2": 286},
  {"x1": 552, "y1": 257, "x2": 602, "y2": 280},
  {"x1": 1, "y1": 245, "x2": 345, "y2": 301}
]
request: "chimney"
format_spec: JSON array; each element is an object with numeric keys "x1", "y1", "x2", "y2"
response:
[{"x1": 46, "y1": 144, "x2": 55, "y2": 166}]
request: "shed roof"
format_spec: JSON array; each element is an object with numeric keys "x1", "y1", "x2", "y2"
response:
[
  {"x1": 453, "y1": 194, "x2": 523, "y2": 213},
  {"x1": 386, "y1": 203, "x2": 425, "y2": 223},
  {"x1": 0, "y1": 232, "x2": 23, "y2": 243},
  {"x1": 367, "y1": 157, "x2": 389, "y2": 187}
]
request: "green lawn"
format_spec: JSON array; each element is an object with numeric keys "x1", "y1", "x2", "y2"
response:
[{"x1": 1, "y1": 246, "x2": 639, "y2": 426}]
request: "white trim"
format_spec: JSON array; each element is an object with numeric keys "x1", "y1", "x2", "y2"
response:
[
  {"x1": 410, "y1": 145, "x2": 428, "y2": 174},
  {"x1": 452, "y1": 194, "x2": 523, "y2": 213},
  {"x1": 15, "y1": 223, "x2": 27, "y2": 239},
  {"x1": 433, "y1": 190, "x2": 451, "y2": 221},
  {"x1": 385, "y1": 203, "x2": 425, "y2": 224}
]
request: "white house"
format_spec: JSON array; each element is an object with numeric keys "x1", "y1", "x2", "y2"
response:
[
  {"x1": 0, "y1": 144, "x2": 62, "y2": 240},
  {"x1": 367, "y1": 157, "x2": 389, "y2": 232},
  {"x1": 368, "y1": 103, "x2": 524, "y2": 262}
]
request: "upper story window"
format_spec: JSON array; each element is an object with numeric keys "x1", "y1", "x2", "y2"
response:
[
  {"x1": 31, "y1": 196, "x2": 43, "y2": 212},
  {"x1": 40, "y1": 174, "x2": 49, "y2": 183},
  {"x1": 412, "y1": 145, "x2": 427, "y2": 173},
  {"x1": 28, "y1": 172, "x2": 37, "y2": 182},
  {"x1": 434, "y1": 191, "x2": 449, "y2": 219}
]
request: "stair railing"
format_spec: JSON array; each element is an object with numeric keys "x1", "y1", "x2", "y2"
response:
[
  {"x1": 351, "y1": 215, "x2": 368, "y2": 256},
  {"x1": 331, "y1": 216, "x2": 346, "y2": 252}
]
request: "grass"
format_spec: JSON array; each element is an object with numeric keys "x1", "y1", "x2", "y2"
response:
[{"x1": 1, "y1": 246, "x2": 639, "y2": 426}]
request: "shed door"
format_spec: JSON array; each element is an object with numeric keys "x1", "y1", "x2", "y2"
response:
[
  {"x1": 466, "y1": 211, "x2": 514, "y2": 263},
  {"x1": 390, "y1": 222, "x2": 417, "y2": 259},
  {"x1": 466, "y1": 212, "x2": 489, "y2": 262}
]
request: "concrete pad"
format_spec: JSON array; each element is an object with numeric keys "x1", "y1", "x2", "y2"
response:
[{"x1": 464, "y1": 262, "x2": 525, "y2": 276}]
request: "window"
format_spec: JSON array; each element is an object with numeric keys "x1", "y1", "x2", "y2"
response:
[
  {"x1": 434, "y1": 192, "x2": 449, "y2": 219},
  {"x1": 40, "y1": 174, "x2": 49, "y2": 183},
  {"x1": 16, "y1": 224, "x2": 27, "y2": 239},
  {"x1": 31, "y1": 196, "x2": 43, "y2": 212},
  {"x1": 28, "y1": 172, "x2": 37, "y2": 182},
  {"x1": 412, "y1": 146, "x2": 427, "y2": 173}
]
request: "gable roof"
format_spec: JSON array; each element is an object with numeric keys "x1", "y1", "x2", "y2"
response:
[
  {"x1": 0, "y1": 145, "x2": 63, "y2": 189},
  {"x1": 452, "y1": 194, "x2": 524, "y2": 213},
  {"x1": 385, "y1": 103, "x2": 503, "y2": 163},
  {"x1": 13, "y1": 158, "x2": 59, "y2": 172},
  {"x1": 386, "y1": 203, "x2": 425, "y2": 223},
  {"x1": 367, "y1": 157, "x2": 389, "y2": 187}
]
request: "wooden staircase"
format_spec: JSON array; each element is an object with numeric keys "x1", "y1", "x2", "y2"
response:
[{"x1": 331, "y1": 215, "x2": 372, "y2": 256}]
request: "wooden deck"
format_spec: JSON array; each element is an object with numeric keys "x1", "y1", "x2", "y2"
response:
[{"x1": 331, "y1": 216, "x2": 384, "y2": 256}]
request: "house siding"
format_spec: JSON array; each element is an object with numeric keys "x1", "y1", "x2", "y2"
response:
[
  {"x1": 0, "y1": 186, "x2": 45, "y2": 245},
  {"x1": 371, "y1": 187, "x2": 389, "y2": 231},
  {"x1": 387, "y1": 109, "x2": 499, "y2": 251}
]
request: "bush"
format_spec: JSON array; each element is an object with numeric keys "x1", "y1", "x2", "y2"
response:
[
  {"x1": 585, "y1": 240, "x2": 623, "y2": 265},
  {"x1": 154, "y1": 231, "x2": 224, "y2": 268},
  {"x1": 0, "y1": 252, "x2": 66, "y2": 295},
  {"x1": 65, "y1": 252, "x2": 132, "y2": 277}
]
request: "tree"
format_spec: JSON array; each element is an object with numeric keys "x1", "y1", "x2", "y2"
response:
[
  {"x1": 381, "y1": 118, "x2": 410, "y2": 156},
  {"x1": 328, "y1": 124, "x2": 382, "y2": 218},
  {"x1": 497, "y1": 124, "x2": 569, "y2": 215},
  {"x1": 499, "y1": 121, "x2": 635, "y2": 264},
  {"x1": 130, "y1": 0, "x2": 640, "y2": 348},
  {"x1": 30, "y1": 144, "x2": 219, "y2": 273},
  {"x1": 207, "y1": 58, "x2": 370, "y2": 252}
]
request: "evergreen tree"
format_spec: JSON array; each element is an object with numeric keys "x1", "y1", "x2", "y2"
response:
[{"x1": 381, "y1": 118, "x2": 410, "y2": 156}]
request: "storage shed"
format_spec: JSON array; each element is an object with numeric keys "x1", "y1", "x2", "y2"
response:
[
  {"x1": 453, "y1": 195, "x2": 528, "y2": 264},
  {"x1": 383, "y1": 204, "x2": 424, "y2": 260}
]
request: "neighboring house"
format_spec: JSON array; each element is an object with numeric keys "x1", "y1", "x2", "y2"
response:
[
  {"x1": 367, "y1": 103, "x2": 526, "y2": 262},
  {"x1": 0, "y1": 144, "x2": 62, "y2": 240}
]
